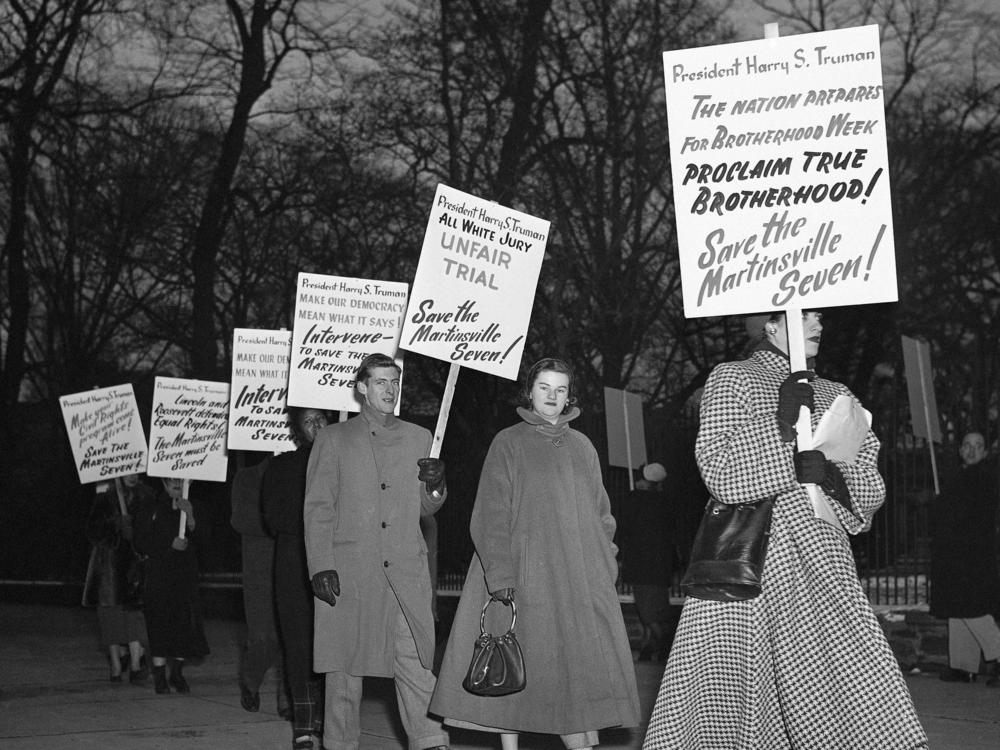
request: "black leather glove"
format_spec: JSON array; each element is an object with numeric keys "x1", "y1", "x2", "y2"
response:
[
  {"x1": 793, "y1": 449, "x2": 827, "y2": 484},
  {"x1": 417, "y1": 458, "x2": 446, "y2": 495},
  {"x1": 311, "y1": 569, "x2": 341, "y2": 607},
  {"x1": 820, "y1": 460, "x2": 852, "y2": 510},
  {"x1": 777, "y1": 371, "x2": 816, "y2": 442},
  {"x1": 490, "y1": 587, "x2": 515, "y2": 604}
]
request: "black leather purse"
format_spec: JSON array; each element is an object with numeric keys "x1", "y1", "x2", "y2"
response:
[
  {"x1": 462, "y1": 598, "x2": 526, "y2": 696},
  {"x1": 680, "y1": 496, "x2": 775, "y2": 602}
]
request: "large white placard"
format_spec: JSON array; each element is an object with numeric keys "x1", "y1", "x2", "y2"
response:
[
  {"x1": 287, "y1": 273, "x2": 407, "y2": 411},
  {"x1": 228, "y1": 328, "x2": 295, "y2": 452},
  {"x1": 663, "y1": 24, "x2": 897, "y2": 318},
  {"x1": 147, "y1": 377, "x2": 230, "y2": 481},
  {"x1": 59, "y1": 385, "x2": 147, "y2": 484},
  {"x1": 400, "y1": 184, "x2": 549, "y2": 381}
]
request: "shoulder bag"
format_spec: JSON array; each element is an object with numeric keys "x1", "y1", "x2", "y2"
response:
[{"x1": 679, "y1": 496, "x2": 775, "y2": 602}]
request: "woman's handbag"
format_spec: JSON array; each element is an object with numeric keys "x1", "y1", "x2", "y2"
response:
[
  {"x1": 462, "y1": 598, "x2": 526, "y2": 696},
  {"x1": 680, "y1": 496, "x2": 775, "y2": 602}
]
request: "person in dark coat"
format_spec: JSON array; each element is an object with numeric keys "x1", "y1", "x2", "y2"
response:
[
  {"x1": 82, "y1": 473, "x2": 152, "y2": 682},
  {"x1": 616, "y1": 462, "x2": 679, "y2": 662},
  {"x1": 231, "y1": 455, "x2": 288, "y2": 715},
  {"x1": 133, "y1": 476, "x2": 210, "y2": 694},
  {"x1": 930, "y1": 431, "x2": 1000, "y2": 685},
  {"x1": 262, "y1": 407, "x2": 330, "y2": 750},
  {"x1": 430, "y1": 357, "x2": 640, "y2": 750}
]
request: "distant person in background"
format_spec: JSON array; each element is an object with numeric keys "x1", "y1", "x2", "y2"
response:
[
  {"x1": 616, "y1": 462, "x2": 679, "y2": 662},
  {"x1": 133, "y1": 476, "x2": 210, "y2": 694},
  {"x1": 231, "y1": 454, "x2": 289, "y2": 716},
  {"x1": 930, "y1": 431, "x2": 1000, "y2": 686},
  {"x1": 82, "y1": 473, "x2": 152, "y2": 683},
  {"x1": 263, "y1": 407, "x2": 330, "y2": 750}
]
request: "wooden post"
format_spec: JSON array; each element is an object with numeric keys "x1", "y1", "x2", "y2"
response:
[{"x1": 429, "y1": 363, "x2": 461, "y2": 459}]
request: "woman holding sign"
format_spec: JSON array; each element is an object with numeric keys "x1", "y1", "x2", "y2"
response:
[
  {"x1": 133, "y1": 476, "x2": 210, "y2": 694},
  {"x1": 643, "y1": 312, "x2": 926, "y2": 749},
  {"x1": 430, "y1": 357, "x2": 639, "y2": 750}
]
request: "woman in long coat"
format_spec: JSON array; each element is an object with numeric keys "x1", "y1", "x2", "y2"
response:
[
  {"x1": 430, "y1": 357, "x2": 640, "y2": 750},
  {"x1": 644, "y1": 312, "x2": 927, "y2": 750},
  {"x1": 82, "y1": 474, "x2": 151, "y2": 682},
  {"x1": 133, "y1": 477, "x2": 209, "y2": 694}
]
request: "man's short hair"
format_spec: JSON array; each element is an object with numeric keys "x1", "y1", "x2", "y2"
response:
[{"x1": 355, "y1": 353, "x2": 401, "y2": 385}]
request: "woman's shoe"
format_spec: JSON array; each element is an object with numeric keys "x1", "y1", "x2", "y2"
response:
[
  {"x1": 168, "y1": 659, "x2": 190, "y2": 693},
  {"x1": 938, "y1": 667, "x2": 976, "y2": 683},
  {"x1": 153, "y1": 665, "x2": 170, "y2": 694},
  {"x1": 240, "y1": 681, "x2": 260, "y2": 712},
  {"x1": 985, "y1": 660, "x2": 999, "y2": 687},
  {"x1": 292, "y1": 736, "x2": 314, "y2": 750}
]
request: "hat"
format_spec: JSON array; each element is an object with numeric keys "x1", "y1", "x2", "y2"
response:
[{"x1": 642, "y1": 463, "x2": 667, "y2": 482}]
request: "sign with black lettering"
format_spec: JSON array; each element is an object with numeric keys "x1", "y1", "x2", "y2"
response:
[
  {"x1": 228, "y1": 328, "x2": 295, "y2": 452},
  {"x1": 400, "y1": 184, "x2": 549, "y2": 380},
  {"x1": 662, "y1": 24, "x2": 896, "y2": 317},
  {"x1": 59, "y1": 385, "x2": 147, "y2": 484},
  {"x1": 147, "y1": 377, "x2": 230, "y2": 481},
  {"x1": 287, "y1": 273, "x2": 407, "y2": 411}
]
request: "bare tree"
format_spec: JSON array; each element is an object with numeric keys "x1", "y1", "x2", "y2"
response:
[{"x1": 0, "y1": 0, "x2": 116, "y2": 409}]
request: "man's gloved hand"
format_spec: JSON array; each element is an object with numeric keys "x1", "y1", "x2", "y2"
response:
[
  {"x1": 490, "y1": 587, "x2": 515, "y2": 604},
  {"x1": 311, "y1": 570, "x2": 341, "y2": 607},
  {"x1": 170, "y1": 536, "x2": 189, "y2": 551},
  {"x1": 777, "y1": 371, "x2": 816, "y2": 442},
  {"x1": 417, "y1": 458, "x2": 446, "y2": 495},
  {"x1": 793, "y1": 449, "x2": 827, "y2": 484}
]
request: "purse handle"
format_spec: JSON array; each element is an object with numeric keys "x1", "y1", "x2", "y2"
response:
[{"x1": 479, "y1": 598, "x2": 517, "y2": 637}]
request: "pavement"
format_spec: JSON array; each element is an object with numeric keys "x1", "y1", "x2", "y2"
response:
[{"x1": 1, "y1": 603, "x2": 998, "y2": 749}]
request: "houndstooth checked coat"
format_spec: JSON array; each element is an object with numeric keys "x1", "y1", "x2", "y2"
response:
[{"x1": 643, "y1": 347, "x2": 927, "y2": 750}]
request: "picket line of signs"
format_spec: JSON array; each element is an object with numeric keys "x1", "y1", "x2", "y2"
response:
[
  {"x1": 62, "y1": 24, "x2": 914, "y2": 495},
  {"x1": 60, "y1": 184, "x2": 550, "y2": 485}
]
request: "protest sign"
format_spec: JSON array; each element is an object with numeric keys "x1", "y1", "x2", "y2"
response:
[
  {"x1": 662, "y1": 24, "x2": 896, "y2": 319},
  {"x1": 228, "y1": 328, "x2": 295, "y2": 452},
  {"x1": 147, "y1": 377, "x2": 230, "y2": 481},
  {"x1": 287, "y1": 273, "x2": 407, "y2": 412},
  {"x1": 901, "y1": 335, "x2": 941, "y2": 443},
  {"x1": 901, "y1": 334, "x2": 941, "y2": 492},
  {"x1": 59, "y1": 385, "x2": 147, "y2": 484},
  {"x1": 400, "y1": 183, "x2": 549, "y2": 382},
  {"x1": 604, "y1": 387, "x2": 647, "y2": 483}
]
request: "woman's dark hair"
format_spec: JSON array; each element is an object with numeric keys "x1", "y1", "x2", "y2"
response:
[
  {"x1": 520, "y1": 357, "x2": 577, "y2": 414},
  {"x1": 354, "y1": 352, "x2": 401, "y2": 384}
]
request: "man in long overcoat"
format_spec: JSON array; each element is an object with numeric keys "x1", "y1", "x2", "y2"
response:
[{"x1": 304, "y1": 353, "x2": 449, "y2": 750}]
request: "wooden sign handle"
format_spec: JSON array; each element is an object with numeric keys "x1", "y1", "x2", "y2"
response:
[{"x1": 429, "y1": 363, "x2": 461, "y2": 459}]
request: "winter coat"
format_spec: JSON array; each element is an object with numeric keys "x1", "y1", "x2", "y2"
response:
[
  {"x1": 930, "y1": 459, "x2": 1000, "y2": 618},
  {"x1": 82, "y1": 483, "x2": 151, "y2": 609},
  {"x1": 303, "y1": 406, "x2": 443, "y2": 677},
  {"x1": 644, "y1": 347, "x2": 926, "y2": 750},
  {"x1": 429, "y1": 407, "x2": 640, "y2": 735},
  {"x1": 616, "y1": 487, "x2": 679, "y2": 586},
  {"x1": 133, "y1": 490, "x2": 209, "y2": 659},
  {"x1": 230, "y1": 458, "x2": 277, "y2": 643}
]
